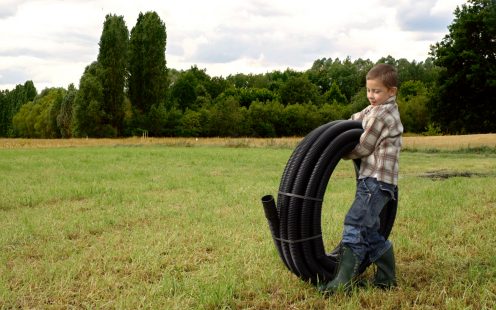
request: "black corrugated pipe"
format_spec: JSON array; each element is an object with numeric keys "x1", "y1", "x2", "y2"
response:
[{"x1": 261, "y1": 120, "x2": 398, "y2": 285}]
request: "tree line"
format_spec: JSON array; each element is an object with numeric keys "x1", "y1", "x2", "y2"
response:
[{"x1": 1, "y1": 0, "x2": 494, "y2": 138}]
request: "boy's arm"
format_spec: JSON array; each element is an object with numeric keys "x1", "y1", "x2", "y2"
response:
[
  {"x1": 349, "y1": 110, "x2": 365, "y2": 121},
  {"x1": 344, "y1": 116, "x2": 385, "y2": 159},
  {"x1": 349, "y1": 104, "x2": 372, "y2": 121}
]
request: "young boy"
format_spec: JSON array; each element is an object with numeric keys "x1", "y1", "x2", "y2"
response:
[{"x1": 319, "y1": 63, "x2": 403, "y2": 293}]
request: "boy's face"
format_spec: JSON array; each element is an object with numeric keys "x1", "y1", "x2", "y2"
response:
[{"x1": 366, "y1": 79, "x2": 397, "y2": 106}]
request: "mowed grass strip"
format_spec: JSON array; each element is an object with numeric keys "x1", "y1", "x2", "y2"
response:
[
  {"x1": 0, "y1": 145, "x2": 495, "y2": 308},
  {"x1": 1, "y1": 133, "x2": 496, "y2": 151}
]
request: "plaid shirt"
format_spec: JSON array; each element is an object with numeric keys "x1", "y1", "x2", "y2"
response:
[{"x1": 345, "y1": 96, "x2": 403, "y2": 185}]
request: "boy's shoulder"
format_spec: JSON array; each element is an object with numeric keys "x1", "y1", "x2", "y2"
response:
[
  {"x1": 372, "y1": 98, "x2": 399, "y2": 117},
  {"x1": 370, "y1": 101, "x2": 402, "y2": 127},
  {"x1": 359, "y1": 104, "x2": 374, "y2": 116}
]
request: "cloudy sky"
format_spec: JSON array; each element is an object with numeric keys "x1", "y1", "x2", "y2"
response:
[{"x1": 0, "y1": 0, "x2": 466, "y2": 90}]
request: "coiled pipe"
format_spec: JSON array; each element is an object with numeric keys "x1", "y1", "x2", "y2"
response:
[{"x1": 261, "y1": 120, "x2": 398, "y2": 284}]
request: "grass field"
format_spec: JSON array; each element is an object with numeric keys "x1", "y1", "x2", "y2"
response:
[{"x1": 0, "y1": 137, "x2": 495, "y2": 309}]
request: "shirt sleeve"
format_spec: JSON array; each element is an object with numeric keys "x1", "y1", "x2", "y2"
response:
[
  {"x1": 350, "y1": 110, "x2": 365, "y2": 121},
  {"x1": 344, "y1": 116, "x2": 385, "y2": 159}
]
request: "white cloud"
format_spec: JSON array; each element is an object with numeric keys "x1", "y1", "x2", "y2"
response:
[
  {"x1": 432, "y1": 0, "x2": 466, "y2": 15},
  {"x1": 0, "y1": 0, "x2": 467, "y2": 90},
  {"x1": 392, "y1": 0, "x2": 466, "y2": 31},
  {"x1": 0, "y1": 0, "x2": 27, "y2": 18}
]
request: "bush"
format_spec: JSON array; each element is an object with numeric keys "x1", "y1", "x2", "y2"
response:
[
  {"x1": 206, "y1": 96, "x2": 246, "y2": 137},
  {"x1": 246, "y1": 100, "x2": 284, "y2": 137},
  {"x1": 281, "y1": 103, "x2": 321, "y2": 136},
  {"x1": 180, "y1": 109, "x2": 202, "y2": 137},
  {"x1": 319, "y1": 103, "x2": 352, "y2": 123}
]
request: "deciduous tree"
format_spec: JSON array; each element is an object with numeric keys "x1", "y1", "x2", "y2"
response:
[
  {"x1": 12, "y1": 88, "x2": 65, "y2": 138},
  {"x1": 72, "y1": 62, "x2": 106, "y2": 137},
  {"x1": 429, "y1": 0, "x2": 496, "y2": 133},
  {"x1": 57, "y1": 84, "x2": 77, "y2": 138},
  {"x1": 0, "y1": 81, "x2": 37, "y2": 136},
  {"x1": 279, "y1": 75, "x2": 320, "y2": 105}
]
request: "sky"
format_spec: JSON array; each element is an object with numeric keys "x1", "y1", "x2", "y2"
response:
[{"x1": 0, "y1": 0, "x2": 467, "y2": 91}]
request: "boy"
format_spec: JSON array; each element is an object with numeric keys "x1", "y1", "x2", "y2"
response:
[{"x1": 319, "y1": 63, "x2": 403, "y2": 293}]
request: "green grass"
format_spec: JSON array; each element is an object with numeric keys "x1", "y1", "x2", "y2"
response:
[{"x1": 1, "y1": 146, "x2": 495, "y2": 309}]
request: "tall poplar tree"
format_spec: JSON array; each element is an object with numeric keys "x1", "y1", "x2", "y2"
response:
[
  {"x1": 128, "y1": 11, "x2": 167, "y2": 133},
  {"x1": 98, "y1": 14, "x2": 129, "y2": 136}
]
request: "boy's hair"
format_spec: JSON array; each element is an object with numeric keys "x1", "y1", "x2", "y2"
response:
[{"x1": 366, "y1": 64, "x2": 398, "y2": 88}]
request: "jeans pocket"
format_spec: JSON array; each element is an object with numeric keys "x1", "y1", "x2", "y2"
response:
[
  {"x1": 359, "y1": 178, "x2": 372, "y2": 204},
  {"x1": 379, "y1": 182, "x2": 396, "y2": 201}
]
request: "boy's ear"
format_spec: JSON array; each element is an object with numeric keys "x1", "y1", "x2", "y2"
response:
[{"x1": 389, "y1": 87, "x2": 398, "y2": 96}]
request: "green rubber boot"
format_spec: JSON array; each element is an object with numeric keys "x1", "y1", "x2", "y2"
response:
[
  {"x1": 373, "y1": 245, "x2": 397, "y2": 288},
  {"x1": 318, "y1": 246, "x2": 360, "y2": 294}
]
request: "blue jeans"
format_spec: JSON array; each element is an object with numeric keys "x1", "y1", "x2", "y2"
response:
[{"x1": 342, "y1": 177, "x2": 396, "y2": 263}]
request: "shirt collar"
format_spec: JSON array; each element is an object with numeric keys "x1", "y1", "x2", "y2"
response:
[{"x1": 383, "y1": 96, "x2": 396, "y2": 105}]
